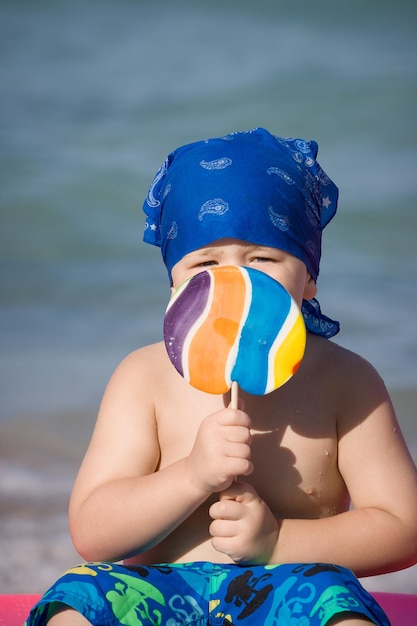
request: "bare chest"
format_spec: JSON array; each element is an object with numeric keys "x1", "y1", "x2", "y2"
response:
[{"x1": 156, "y1": 388, "x2": 349, "y2": 519}]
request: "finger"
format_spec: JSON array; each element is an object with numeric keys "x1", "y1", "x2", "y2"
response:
[
  {"x1": 218, "y1": 481, "x2": 247, "y2": 500},
  {"x1": 216, "y1": 408, "x2": 251, "y2": 429},
  {"x1": 224, "y1": 442, "x2": 252, "y2": 461},
  {"x1": 224, "y1": 426, "x2": 252, "y2": 444},
  {"x1": 209, "y1": 519, "x2": 237, "y2": 539},
  {"x1": 210, "y1": 498, "x2": 242, "y2": 521},
  {"x1": 211, "y1": 535, "x2": 238, "y2": 557},
  {"x1": 220, "y1": 481, "x2": 258, "y2": 503},
  {"x1": 226, "y1": 457, "x2": 253, "y2": 479}
]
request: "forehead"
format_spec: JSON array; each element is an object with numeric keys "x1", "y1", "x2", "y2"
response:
[
  {"x1": 183, "y1": 238, "x2": 296, "y2": 260},
  {"x1": 185, "y1": 238, "x2": 273, "y2": 254}
]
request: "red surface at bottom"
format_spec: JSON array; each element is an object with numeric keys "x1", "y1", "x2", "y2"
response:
[
  {"x1": 0, "y1": 595, "x2": 40, "y2": 625},
  {"x1": 0, "y1": 591, "x2": 416, "y2": 626}
]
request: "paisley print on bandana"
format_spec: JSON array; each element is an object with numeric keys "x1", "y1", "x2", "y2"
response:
[{"x1": 142, "y1": 128, "x2": 340, "y2": 338}]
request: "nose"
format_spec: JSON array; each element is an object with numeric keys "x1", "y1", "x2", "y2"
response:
[{"x1": 219, "y1": 254, "x2": 245, "y2": 268}]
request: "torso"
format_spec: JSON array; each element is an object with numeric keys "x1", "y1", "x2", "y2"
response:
[{"x1": 125, "y1": 333, "x2": 352, "y2": 566}]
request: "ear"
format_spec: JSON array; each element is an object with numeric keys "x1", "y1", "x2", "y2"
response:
[{"x1": 303, "y1": 274, "x2": 317, "y2": 301}]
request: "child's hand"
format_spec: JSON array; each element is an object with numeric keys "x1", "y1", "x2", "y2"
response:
[
  {"x1": 209, "y1": 481, "x2": 279, "y2": 564},
  {"x1": 186, "y1": 407, "x2": 253, "y2": 494}
]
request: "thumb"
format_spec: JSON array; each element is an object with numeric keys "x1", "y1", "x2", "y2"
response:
[{"x1": 219, "y1": 481, "x2": 256, "y2": 502}]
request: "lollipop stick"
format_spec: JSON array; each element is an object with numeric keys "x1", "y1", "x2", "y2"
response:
[{"x1": 230, "y1": 380, "x2": 239, "y2": 409}]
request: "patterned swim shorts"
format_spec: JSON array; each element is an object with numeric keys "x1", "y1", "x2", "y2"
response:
[{"x1": 25, "y1": 561, "x2": 390, "y2": 625}]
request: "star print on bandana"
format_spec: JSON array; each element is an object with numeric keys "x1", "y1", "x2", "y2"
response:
[{"x1": 142, "y1": 128, "x2": 340, "y2": 338}]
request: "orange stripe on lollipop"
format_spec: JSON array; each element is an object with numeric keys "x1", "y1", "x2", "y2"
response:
[{"x1": 188, "y1": 266, "x2": 247, "y2": 394}]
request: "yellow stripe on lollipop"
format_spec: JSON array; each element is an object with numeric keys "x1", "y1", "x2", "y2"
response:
[{"x1": 272, "y1": 309, "x2": 306, "y2": 392}]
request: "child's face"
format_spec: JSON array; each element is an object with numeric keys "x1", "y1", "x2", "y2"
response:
[{"x1": 171, "y1": 238, "x2": 317, "y2": 306}]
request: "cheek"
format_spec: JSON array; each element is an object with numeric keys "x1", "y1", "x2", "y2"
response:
[
  {"x1": 171, "y1": 267, "x2": 201, "y2": 291},
  {"x1": 273, "y1": 272, "x2": 311, "y2": 307},
  {"x1": 271, "y1": 273, "x2": 301, "y2": 297},
  {"x1": 170, "y1": 267, "x2": 186, "y2": 290}
]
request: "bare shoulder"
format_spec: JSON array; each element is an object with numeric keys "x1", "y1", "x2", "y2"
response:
[
  {"x1": 306, "y1": 331, "x2": 382, "y2": 377},
  {"x1": 70, "y1": 342, "x2": 173, "y2": 503},
  {"x1": 305, "y1": 333, "x2": 391, "y2": 416},
  {"x1": 302, "y1": 333, "x2": 409, "y2": 453},
  {"x1": 111, "y1": 341, "x2": 170, "y2": 378},
  {"x1": 100, "y1": 341, "x2": 172, "y2": 401}
]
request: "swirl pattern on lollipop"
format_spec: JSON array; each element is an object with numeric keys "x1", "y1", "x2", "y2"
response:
[{"x1": 164, "y1": 265, "x2": 306, "y2": 396}]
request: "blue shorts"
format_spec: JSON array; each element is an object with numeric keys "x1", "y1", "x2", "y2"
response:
[{"x1": 25, "y1": 561, "x2": 390, "y2": 625}]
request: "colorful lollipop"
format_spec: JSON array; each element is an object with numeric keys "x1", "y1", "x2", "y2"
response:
[
  {"x1": 164, "y1": 265, "x2": 306, "y2": 398},
  {"x1": 164, "y1": 266, "x2": 306, "y2": 395}
]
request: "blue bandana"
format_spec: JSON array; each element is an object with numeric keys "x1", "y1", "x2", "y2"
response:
[{"x1": 143, "y1": 128, "x2": 340, "y2": 338}]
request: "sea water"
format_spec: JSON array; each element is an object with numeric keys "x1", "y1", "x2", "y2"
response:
[{"x1": 1, "y1": 0, "x2": 416, "y2": 593}]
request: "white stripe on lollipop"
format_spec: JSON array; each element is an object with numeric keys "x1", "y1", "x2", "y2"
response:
[
  {"x1": 224, "y1": 267, "x2": 252, "y2": 392},
  {"x1": 265, "y1": 298, "x2": 301, "y2": 394}
]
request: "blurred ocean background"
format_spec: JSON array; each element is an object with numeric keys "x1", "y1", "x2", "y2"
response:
[{"x1": 1, "y1": 0, "x2": 416, "y2": 594}]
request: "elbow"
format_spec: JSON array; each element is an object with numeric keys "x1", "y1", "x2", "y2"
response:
[
  {"x1": 70, "y1": 521, "x2": 101, "y2": 563},
  {"x1": 71, "y1": 537, "x2": 98, "y2": 564},
  {"x1": 392, "y1": 517, "x2": 417, "y2": 572},
  {"x1": 403, "y1": 525, "x2": 417, "y2": 569},
  {"x1": 70, "y1": 527, "x2": 118, "y2": 564},
  {"x1": 404, "y1": 505, "x2": 417, "y2": 566},
  {"x1": 69, "y1": 509, "x2": 143, "y2": 563},
  {"x1": 69, "y1": 507, "x2": 114, "y2": 563}
]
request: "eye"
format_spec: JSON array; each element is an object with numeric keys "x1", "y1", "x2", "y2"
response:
[
  {"x1": 251, "y1": 256, "x2": 274, "y2": 263},
  {"x1": 195, "y1": 259, "x2": 218, "y2": 268}
]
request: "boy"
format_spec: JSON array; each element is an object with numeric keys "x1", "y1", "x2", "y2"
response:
[{"x1": 26, "y1": 128, "x2": 417, "y2": 625}]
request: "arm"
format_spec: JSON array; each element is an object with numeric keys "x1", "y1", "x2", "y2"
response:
[
  {"x1": 210, "y1": 358, "x2": 417, "y2": 575},
  {"x1": 69, "y1": 346, "x2": 252, "y2": 562},
  {"x1": 275, "y1": 377, "x2": 417, "y2": 576}
]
